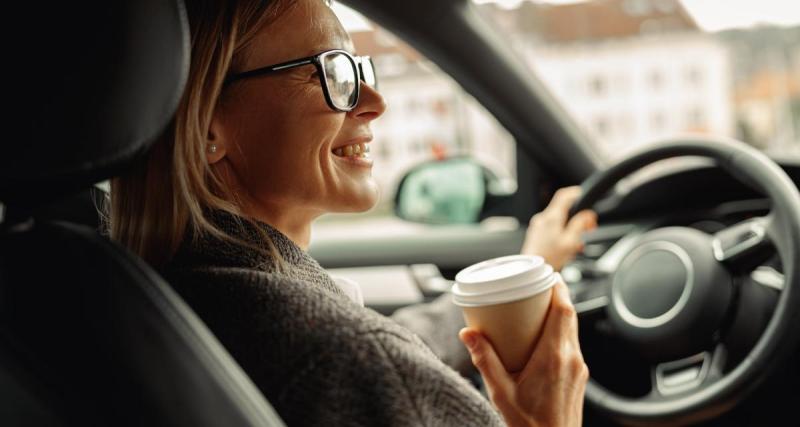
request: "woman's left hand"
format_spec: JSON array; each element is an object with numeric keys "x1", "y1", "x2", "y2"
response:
[{"x1": 521, "y1": 186, "x2": 597, "y2": 271}]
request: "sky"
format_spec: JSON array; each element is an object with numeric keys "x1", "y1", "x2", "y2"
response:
[
  {"x1": 335, "y1": 0, "x2": 800, "y2": 33},
  {"x1": 470, "y1": 0, "x2": 800, "y2": 31}
]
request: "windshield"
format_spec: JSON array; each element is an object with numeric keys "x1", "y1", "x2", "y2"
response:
[{"x1": 472, "y1": 0, "x2": 800, "y2": 161}]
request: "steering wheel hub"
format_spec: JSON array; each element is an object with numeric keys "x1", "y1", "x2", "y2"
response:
[
  {"x1": 613, "y1": 241, "x2": 693, "y2": 327},
  {"x1": 607, "y1": 227, "x2": 733, "y2": 361}
]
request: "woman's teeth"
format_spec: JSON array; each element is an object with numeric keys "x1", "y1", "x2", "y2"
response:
[{"x1": 333, "y1": 142, "x2": 370, "y2": 158}]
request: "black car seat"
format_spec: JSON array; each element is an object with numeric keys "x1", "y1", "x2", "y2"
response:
[
  {"x1": 9, "y1": 186, "x2": 108, "y2": 232},
  {"x1": 0, "y1": 1, "x2": 285, "y2": 426}
]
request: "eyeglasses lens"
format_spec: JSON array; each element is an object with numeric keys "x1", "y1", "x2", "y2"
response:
[
  {"x1": 361, "y1": 58, "x2": 377, "y2": 89},
  {"x1": 324, "y1": 52, "x2": 358, "y2": 109}
]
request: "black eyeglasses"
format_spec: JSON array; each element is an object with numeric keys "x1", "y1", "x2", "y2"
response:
[{"x1": 224, "y1": 49, "x2": 378, "y2": 112}]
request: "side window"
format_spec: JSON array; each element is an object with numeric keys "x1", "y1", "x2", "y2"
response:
[{"x1": 322, "y1": 4, "x2": 517, "y2": 222}]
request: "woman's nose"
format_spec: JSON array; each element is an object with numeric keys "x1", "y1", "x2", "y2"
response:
[{"x1": 350, "y1": 82, "x2": 387, "y2": 121}]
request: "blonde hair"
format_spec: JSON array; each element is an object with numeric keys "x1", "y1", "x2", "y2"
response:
[{"x1": 110, "y1": 0, "x2": 300, "y2": 268}]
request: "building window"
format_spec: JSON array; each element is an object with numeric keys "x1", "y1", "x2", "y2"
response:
[
  {"x1": 686, "y1": 66, "x2": 703, "y2": 87},
  {"x1": 594, "y1": 116, "x2": 611, "y2": 137},
  {"x1": 589, "y1": 75, "x2": 607, "y2": 97}
]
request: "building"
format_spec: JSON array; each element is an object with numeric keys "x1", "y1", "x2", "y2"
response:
[
  {"x1": 480, "y1": 0, "x2": 734, "y2": 160},
  {"x1": 720, "y1": 26, "x2": 800, "y2": 157}
]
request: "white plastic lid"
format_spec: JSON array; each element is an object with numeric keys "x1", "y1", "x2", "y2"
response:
[{"x1": 452, "y1": 255, "x2": 559, "y2": 307}]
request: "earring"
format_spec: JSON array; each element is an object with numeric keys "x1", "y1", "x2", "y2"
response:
[{"x1": 208, "y1": 144, "x2": 218, "y2": 154}]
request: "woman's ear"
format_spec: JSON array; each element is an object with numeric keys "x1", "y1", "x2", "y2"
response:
[{"x1": 206, "y1": 113, "x2": 228, "y2": 165}]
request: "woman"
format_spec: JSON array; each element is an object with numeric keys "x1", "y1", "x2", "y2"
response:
[{"x1": 111, "y1": 0, "x2": 596, "y2": 425}]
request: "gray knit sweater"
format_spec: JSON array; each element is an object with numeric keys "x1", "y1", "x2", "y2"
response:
[{"x1": 163, "y1": 212, "x2": 504, "y2": 426}]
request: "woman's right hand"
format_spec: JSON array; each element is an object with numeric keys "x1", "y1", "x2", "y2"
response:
[{"x1": 458, "y1": 281, "x2": 588, "y2": 427}]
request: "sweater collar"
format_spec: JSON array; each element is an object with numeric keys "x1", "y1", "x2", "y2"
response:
[
  {"x1": 165, "y1": 210, "x2": 347, "y2": 300},
  {"x1": 169, "y1": 210, "x2": 324, "y2": 275}
]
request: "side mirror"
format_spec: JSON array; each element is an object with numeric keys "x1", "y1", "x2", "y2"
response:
[{"x1": 394, "y1": 157, "x2": 516, "y2": 224}]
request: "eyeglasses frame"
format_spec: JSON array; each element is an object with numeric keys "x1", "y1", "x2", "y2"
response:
[{"x1": 223, "y1": 49, "x2": 377, "y2": 112}]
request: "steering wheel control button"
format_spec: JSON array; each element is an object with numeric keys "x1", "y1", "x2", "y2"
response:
[
  {"x1": 711, "y1": 217, "x2": 770, "y2": 263},
  {"x1": 655, "y1": 352, "x2": 711, "y2": 396},
  {"x1": 711, "y1": 218, "x2": 767, "y2": 261}
]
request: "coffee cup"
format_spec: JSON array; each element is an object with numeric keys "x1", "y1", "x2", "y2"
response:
[{"x1": 452, "y1": 255, "x2": 559, "y2": 373}]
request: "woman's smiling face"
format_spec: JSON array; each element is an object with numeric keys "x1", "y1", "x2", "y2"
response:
[{"x1": 210, "y1": 0, "x2": 386, "y2": 223}]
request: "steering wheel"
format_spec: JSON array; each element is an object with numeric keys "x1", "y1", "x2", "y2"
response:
[{"x1": 570, "y1": 137, "x2": 800, "y2": 426}]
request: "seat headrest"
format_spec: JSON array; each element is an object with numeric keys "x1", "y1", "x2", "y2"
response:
[{"x1": 1, "y1": 0, "x2": 189, "y2": 206}]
